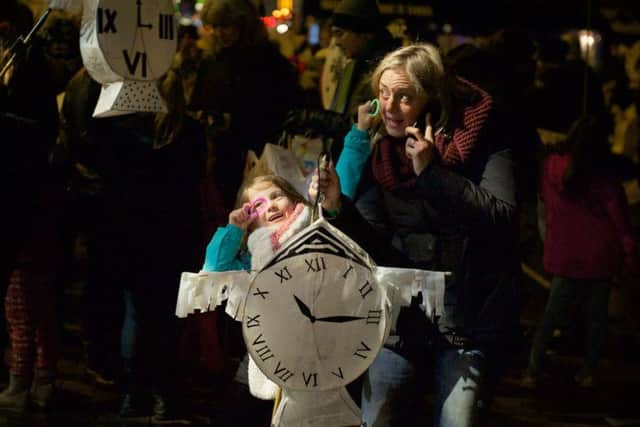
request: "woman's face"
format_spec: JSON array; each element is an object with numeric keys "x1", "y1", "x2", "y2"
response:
[
  {"x1": 209, "y1": 22, "x2": 240, "y2": 48},
  {"x1": 246, "y1": 183, "x2": 296, "y2": 229},
  {"x1": 378, "y1": 67, "x2": 428, "y2": 138}
]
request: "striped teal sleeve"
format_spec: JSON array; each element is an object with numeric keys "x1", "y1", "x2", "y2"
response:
[{"x1": 336, "y1": 124, "x2": 371, "y2": 200}]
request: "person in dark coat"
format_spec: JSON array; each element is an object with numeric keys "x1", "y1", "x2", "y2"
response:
[
  {"x1": 57, "y1": 62, "x2": 207, "y2": 421},
  {"x1": 0, "y1": 8, "x2": 81, "y2": 410},
  {"x1": 189, "y1": 0, "x2": 302, "y2": 210},
  {"x1": 314, "y1": 43, "x2": 522, "y2": 427}
]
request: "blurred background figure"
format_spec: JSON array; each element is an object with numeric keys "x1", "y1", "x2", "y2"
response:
[
  {"x1": 0, "y1": 6, "x2": 81, "y2": 410},
  {"x1": 328, "y1": 0, "x2": 398, "y2": 118},
  {"x1": 281, "y1": 0, "x2": 400, "y2": 166},
  {"x1": 57, "y1": 57, "x2": 208, "y2": 421},
  {"x1": 0, "y1": 0, "x2": 35, "y2": 368},
  {"x1": 523, "y1": 116, "x2": 638, "y2": 388},
  {"x1": 189, "y1": 0, "x2": 301, "y2": 212}
]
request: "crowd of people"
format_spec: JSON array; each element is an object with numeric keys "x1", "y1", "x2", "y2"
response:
[{"x1": 1, "y1": 0, "x2": 638, "y2": 425}]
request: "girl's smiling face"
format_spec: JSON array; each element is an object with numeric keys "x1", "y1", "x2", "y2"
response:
[
  {"x1": 246, "y1": 183, "x2": 296, "y2": 229},
  {"x1": 378, "y1": 67, "x2": 428, "y2": 138}
]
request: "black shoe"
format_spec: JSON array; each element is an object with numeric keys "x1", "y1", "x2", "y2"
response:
[
  {"x1": 119, "y1": 393, "x2": 148, "y2": 418},
  {"x1": 151, "y1": 393, "x2": 186, "y2": 423}
]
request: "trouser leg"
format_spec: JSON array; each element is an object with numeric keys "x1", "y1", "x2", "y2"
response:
[
  {"x1": 5, "y1": 270, "x2": 34, "y2": 377},
  {"x1": 528, "y1": 276, "x2": 576, "y2": 376},
  {"x1": 581, "y1": 280, "x2": 610, "y2": 375},
  {"x1": 433, "y1": 348, "x2": 487, "y2": 427},
  {"x1": 360, "y1": 347, "x2": 419, "y2": 427}
]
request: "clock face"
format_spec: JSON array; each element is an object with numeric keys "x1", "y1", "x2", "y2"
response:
[
  {"x1": 96, "y1": 0, "x2": 176, "y2": 81},
  {"x1": 243, "y1": 222, "x2": 387, "y2": 391}
]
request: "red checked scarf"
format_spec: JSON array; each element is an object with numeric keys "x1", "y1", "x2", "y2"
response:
[{"x1": 371, "y1": 78, "x2": 493, "y2": 191}]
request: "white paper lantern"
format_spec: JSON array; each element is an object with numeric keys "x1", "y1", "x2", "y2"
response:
[{"x1": 80, "y1": 0, "x2": 176, "y2": 117}]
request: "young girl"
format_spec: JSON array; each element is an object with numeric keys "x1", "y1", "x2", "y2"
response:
[
  {"x1": 202, "y1": 174, "x2": 311, "y2": 427},
  {"x1": 203, "y1": 174, "x2": 311, "y2": 272},
  {"x1": 524, "y1": 115, "x2": 637, "y2": 388}
]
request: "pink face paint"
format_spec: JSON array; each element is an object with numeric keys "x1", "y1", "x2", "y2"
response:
[{"x1": 245, "y1": 196, "x2": 268, "y2": 220}]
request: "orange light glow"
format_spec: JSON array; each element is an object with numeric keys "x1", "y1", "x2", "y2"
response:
[{"x1": 277, "y1": 0, "x2": 293, "y2": 10}]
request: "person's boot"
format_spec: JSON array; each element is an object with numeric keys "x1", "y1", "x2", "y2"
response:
[
  {"x1": 0, "y1": 374, "x2": 31, "y2": 410},
  {"x1": 30, "y1": 369, "x2": 56, "y2": 409},
  {"x1": 118, "y1": 359, "x2": 147, "y2": 418},
  {"x1": 151, "y1": 391, "x2": 169, "y2": 421},
  {"x1": 151, "y1": 388, "x2": 184, "y2": 422}
]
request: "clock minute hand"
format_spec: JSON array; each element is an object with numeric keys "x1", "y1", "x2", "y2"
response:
[
  {"x1": 316, "y1": 315, "x2": 365, "y2": 323},
  {"x1": 136, "y1": 0, "x2": 152, "y2": 29},
  {"x1": 293, "y1": 295, "x2": 316, "y2": 323}
]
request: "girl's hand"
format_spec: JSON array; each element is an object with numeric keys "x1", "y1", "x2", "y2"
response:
[
  {"x1": 228, "y1": 204, "x2": 254, "y2": 230},
  {"x1": 405, "y1": 112, "x2": 435, "y2": 176},
  {"x1": 309, "y1": 161, "x2": 341, "y2": 212},
  {"x1": 357, "y1": 101, "x2": 375, "y2": 132}
]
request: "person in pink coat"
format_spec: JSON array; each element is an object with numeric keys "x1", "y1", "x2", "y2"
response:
[{"x1": 524, "y1": 115, "x2": 638, "y2": 388}]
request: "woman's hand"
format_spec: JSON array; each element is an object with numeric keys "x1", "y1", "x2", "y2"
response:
[
  {"x1": 309, "y1": 161, "x2": 341, "y2": 212},
  {"x1": 228, "y1": 204, "x2": 254, "y2": 230},
  {"x1": 356, "y1": 101, "x2": 375, "y2": 132},
  {"x1": 405, "y1": 112, "x2": 435, "y2": 176}
]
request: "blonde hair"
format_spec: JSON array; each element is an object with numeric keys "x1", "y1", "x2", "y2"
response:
[
  {"x1": 370, "y1": 43, "x2": 452, "y2": 128},
  {"x1": 239, "y1": 175, "x2": 308, "y2": 207},
  {"x1": 237, "y1": 175, "x2": 309, "y2": 237}
]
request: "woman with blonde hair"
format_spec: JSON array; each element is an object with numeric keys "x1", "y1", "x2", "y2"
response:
[{"x1": 315, "y1": 43, "x2": 522, "y2": 426}]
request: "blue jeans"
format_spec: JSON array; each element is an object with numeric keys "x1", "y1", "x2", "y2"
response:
[
  {"x1": 362, "y1": 346, "x2": 487, "y2": 427},
  {"x1": 528, "y1": 275, "x2": 610, "y2": 377}
]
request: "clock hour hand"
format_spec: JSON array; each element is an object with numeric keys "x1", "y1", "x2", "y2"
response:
[
  {"x1": 293, "y1": 295, "x2": 316, "y2": 323},
  {"x1": 315, "y1": 315, "x2": 365, "y2": 323}
]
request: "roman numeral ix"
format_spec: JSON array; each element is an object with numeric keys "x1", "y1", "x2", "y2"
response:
[{"x1": 246, "y1": 314, "x2": 261, "y2": 328}]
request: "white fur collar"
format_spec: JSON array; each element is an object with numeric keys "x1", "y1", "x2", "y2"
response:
[{"x1": 247, "y1": 204, "x2": 311, "y2": 271}]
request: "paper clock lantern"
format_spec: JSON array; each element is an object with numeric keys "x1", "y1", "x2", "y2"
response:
[{"x1": 80, "y1": 0, "x2": 176, "y2": 117}]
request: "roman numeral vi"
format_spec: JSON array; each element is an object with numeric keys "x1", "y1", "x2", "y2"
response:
[{"x1": 123, "y1": 50, "x2": 147, "y2": 78}]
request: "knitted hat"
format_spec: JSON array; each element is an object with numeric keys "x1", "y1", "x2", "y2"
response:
[{"x1": 331, "y1": 0, "x2": 381, "y2": 33}]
